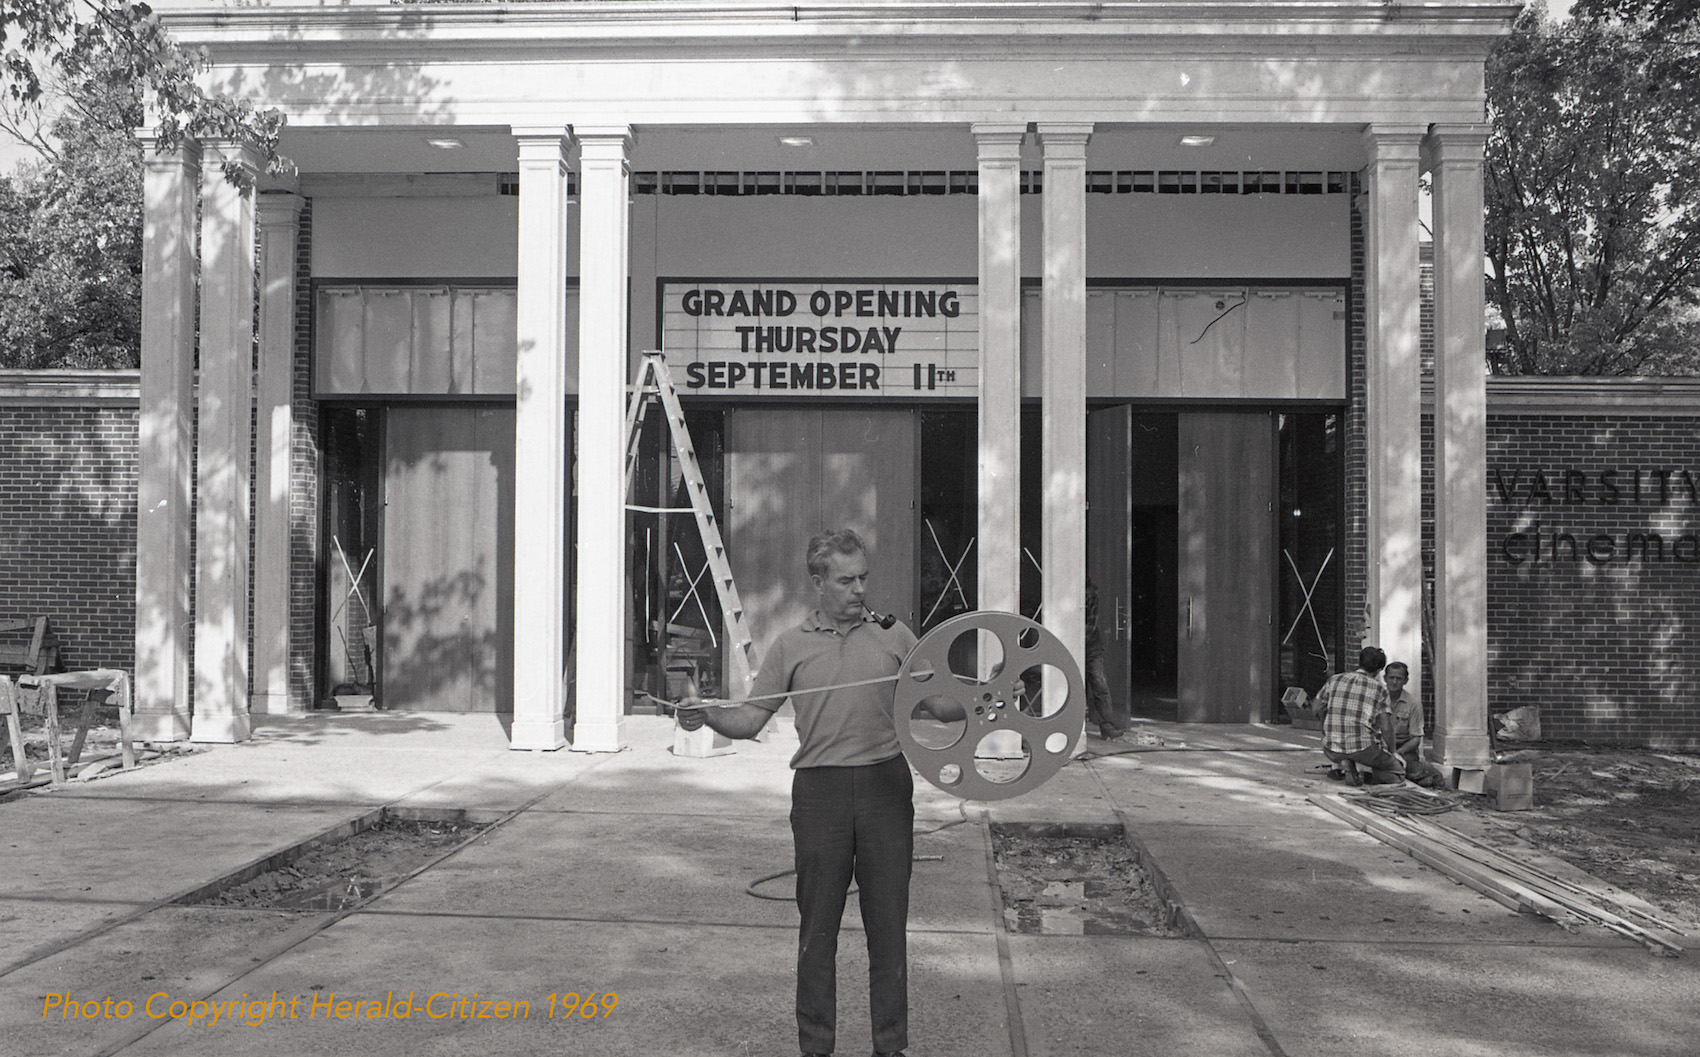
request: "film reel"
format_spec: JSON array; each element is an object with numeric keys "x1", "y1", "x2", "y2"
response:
[{"x1": 894, "y1": 610, "x2": 1085, "y2": 801}]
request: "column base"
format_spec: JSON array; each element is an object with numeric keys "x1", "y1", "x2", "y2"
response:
[
  {"x1": 509, "y1": 715, "x2": 567, "y2": 751},
  {"x1": 571, "y1": 714, "x2": 627, "y2": 754},
  {"x1": 131, "y1": 709, "x2": 192, "y2": 743},
  {"x1": 1434, "y1": 731, "x2": 1493, "y2": 771},
  {"x1": 190, "y1": 710, "x2": 252, "y2": 743},
  {"x1": 250, "y1": 691, "x2": 292, "y2": 716}
]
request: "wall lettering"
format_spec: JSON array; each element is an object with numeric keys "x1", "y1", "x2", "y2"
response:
[{"x1": 1494, "y1": 463, "x2": 1700, "y2": 566}]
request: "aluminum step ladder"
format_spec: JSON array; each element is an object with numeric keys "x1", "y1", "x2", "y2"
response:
[{"x1": 625, "y1": 352, "x2": 758, "y2": 753}]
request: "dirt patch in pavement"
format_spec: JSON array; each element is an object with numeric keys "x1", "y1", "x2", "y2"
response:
[
  {"x1": 188, "y1": 816, "x2": 491, "y2": 911},
  {"x1": 991, "y1": 824, "x2": 1185, "y2": 937},
  {"x1": 1457, "y1": 746, "x2": 1700, "y2": 927}
]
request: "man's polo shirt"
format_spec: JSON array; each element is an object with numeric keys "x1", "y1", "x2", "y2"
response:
[
  {"x1": 1387, "y1": 689, "x2": 1423, "y2": 741},
  {"x1": 1317, "y1": 669, "x2": 1388, "y2": 754},
  {"x1": 750, "y1": 610, "x2": 919, "y2": 770}
]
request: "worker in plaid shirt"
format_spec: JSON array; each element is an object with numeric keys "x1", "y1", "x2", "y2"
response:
[{"x1": 1315, "y1": 645, "x2": 1406, "y2": 784}]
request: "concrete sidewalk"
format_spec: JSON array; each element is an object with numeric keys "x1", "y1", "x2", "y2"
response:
[{"x1": 1, "y1": 713, "x2": 1694, "y2": 1057}]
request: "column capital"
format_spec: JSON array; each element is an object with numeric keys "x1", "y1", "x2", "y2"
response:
[
  {"x1": 135, "y1": 130, "x2": 202, "y2": 172},
  {"x1": 1362, "y1": 123, "x2": 1427, "y2": 164},
  {"x1": 256, "y1": 192, "x2": 306, "y2": 229},
  {"x1": 199, "y1": 138, "x2": 266, "y2": 177},
  {"x1": 1424, "y1": 123, "x2": 1489, "y2": 168},
  {"x1": 972, "y1": 122, "x2": 1028, "y2": 157},
  {"x1": 513, "y1": 127, "x2": 573, "y2": 171},
  {"x1": 576, "y1": 125, "x2": 636, "y2": 155},
  {"x1": 1036, "y1": 122, "x2": 1093, "y2": 156},
  {"x1": 512, "y1": 123, "x2": 574, "y2": 144}
]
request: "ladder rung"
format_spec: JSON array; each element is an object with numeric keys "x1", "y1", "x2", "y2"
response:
[{"x1": 626, "y1": 505, "x2": 699, "y2": 514}]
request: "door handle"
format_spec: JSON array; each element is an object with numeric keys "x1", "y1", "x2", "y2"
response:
[{"x1": 1186, "y1": 596, "x2": 1193, "y2": 638}]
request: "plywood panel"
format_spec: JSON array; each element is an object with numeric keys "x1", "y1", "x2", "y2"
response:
[
  {"x1": 1242, "y1": 291, "x2": 1300, "y2": 396},
  {"x1": 727, "y1": 409, "x2": 916, "y2": 663},
  {"x1": 1087, "y1": 405, "x2": 1134, "y2": 703},
  {"x1": 362, "y1": 290, "x2": 414, "y2": 394},
  {"x1": 1019, "y1": 288, "x2": 1042, "y2": 401},
  {"x1": 1177, "y1": 412, "x2": 1274, "y2": 723},
  {"x1": 1111, "y1": 289, "x2": 1162, "y2": 398},
  {"x1": 467, "y1": 289, "x2": 520, "y2": 395},
  {"x1": 820, "y1": 409, "x2": 915, "y2": 628},
  {"x1": 1164, "y1": 290, "x2": 1250, "y2": 398},
  {"x1": 316, "y1": 289, "x2": 366, "y2": 394},
  {"x1": 1297, "y1": 289, "x2": 1348, "y2": 399},
  {"x1": 382, "y1": 407, "x2": 515, "y2": 712},
  {"x1": 1085, "y1": 290, "x2": 1118, "y2": 397},
  {"x1": 727, "y1": 409, "x2": 822, "y2": 655},
  {"x1": 411, "y1": 288, "x2": 455, "y2": 394}
]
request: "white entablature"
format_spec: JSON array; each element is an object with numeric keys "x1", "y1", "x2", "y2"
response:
[{"x1": 155, "y1": 0, "x2": 1518, "y2": 130}]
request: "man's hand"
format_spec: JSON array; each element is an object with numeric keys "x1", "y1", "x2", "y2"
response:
[
  {"x1": 675, "y1": 700, "x2": 707, "y2": 731},
  {"x1": 672, "y1": 696, "x2": 773, "y2": 740}
]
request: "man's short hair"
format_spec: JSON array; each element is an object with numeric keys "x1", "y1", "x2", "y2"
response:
[
  {"x1": 1358, "y1": 645, "x2": 1387, "y2": 674},
  {"x1": 807, "y1": 528, "x2": 867, "y2": 577},
  {"x1": 1384, "y1": 661, "x2": 1409, "y2": 677}
]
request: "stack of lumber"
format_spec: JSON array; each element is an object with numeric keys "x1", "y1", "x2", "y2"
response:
[{"x1": 1310, "y1": 792, "x2": 1687, "y2": 957}]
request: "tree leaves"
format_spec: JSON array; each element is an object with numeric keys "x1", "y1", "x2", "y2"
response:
[
  {"x1": 0, "y1": 100, "x2": 142, "y2": 369},
  {"x1": 2, "y1": 0, "x2": 283, "y2": 168},
  {"x1": 1486, "y1": 2, "x2": 1700, "y2": 374},
  {"x1": 1, "y1": 1, "x2": 286, "y2": 367}
]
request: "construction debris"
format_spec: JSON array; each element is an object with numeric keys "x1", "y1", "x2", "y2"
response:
[
  {"x1": 1311, "y1": 792, "x2": 1686, "y2": 957},
  {"x1": 1342, "y1": 785, "x2": 1463, "y2": 817}
]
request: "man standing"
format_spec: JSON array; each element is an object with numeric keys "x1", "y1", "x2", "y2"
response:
[
  {"x1": 1084, "y1": 579, "x2": 1128, "y2": 740},
  {"x1": 1315, "y1": 645, "x2": 1405, "y2": 785},
  {"x1": 684, "y1": 528, "x2": 919, "y2": 1057}
]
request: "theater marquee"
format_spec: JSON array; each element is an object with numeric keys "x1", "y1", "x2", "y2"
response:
[{"x1": 660, "y1": 280, "x2": 979, "y2": 397}]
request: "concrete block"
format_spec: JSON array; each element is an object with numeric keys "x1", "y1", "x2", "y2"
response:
[{"x1": 672, "y1": 720, "x2": 734, "y2": 757}]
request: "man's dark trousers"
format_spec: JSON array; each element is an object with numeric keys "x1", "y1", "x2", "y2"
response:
[{"x1": 791, "y1": 755, "x2": 914, "y2": 1055}]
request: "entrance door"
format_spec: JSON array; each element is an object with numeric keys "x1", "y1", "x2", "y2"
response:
[
  {"x1": 382, "y1": 407, "x2": 515, "y2": 712},
  {"x1": 1177, "y1": 412, "x2": 1275, "y2": 723},
  {"x1": 726, "y1": 408, "x2": 916, "y2": 655},
  {"x1": 1087, "y1": 406, "x2": 1133, "y2": 704}
]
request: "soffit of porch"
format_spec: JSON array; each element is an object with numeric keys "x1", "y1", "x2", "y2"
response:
[{"x1": 276, "y1": 124, "x2": 1377, "y2": 179}]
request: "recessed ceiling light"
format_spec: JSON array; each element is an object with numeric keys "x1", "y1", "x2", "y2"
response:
[
  {"x1": 1178, "y1": 135, "x2": 1216, "y2": 148},
  {"x1": 425, "y1": 137, "x2": 466, "y2": 150},
  {"x1": 778, "y1": 135, "x2": 815, "y2": 148}
]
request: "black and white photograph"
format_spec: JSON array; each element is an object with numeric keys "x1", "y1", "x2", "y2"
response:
[{"x1": 2, "y1": 1, "x2": 1698, "y2": 1054}]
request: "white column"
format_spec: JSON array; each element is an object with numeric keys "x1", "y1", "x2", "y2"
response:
[
  {"x1": 1038, "y1": 123, "x2": 1092, "y2": 671},
  {"x1": 252, "y1": 191, "x2": 304, "y2": 716},
  {"x1": 1427, "y1": 124, "x2": 1494, "y2": 771},
  {"x1": 510, "y1": 127, "x2": 574, "y2": 751},
  {"x1": 133, "y1": 135, "x2": 200, "y2": 742},
  {"x1": 192, "y1": 140, "x2": 262, "y2": 743},
  {"x1": 572, "y1": 126, "x2": 634, "y2": 753},
  {"x1": 1361, "y1": 125, "x2": 1426, "y2": 695},
  {"x1": 975, "y1": 123, "x2": 1026, "y2": 616}
]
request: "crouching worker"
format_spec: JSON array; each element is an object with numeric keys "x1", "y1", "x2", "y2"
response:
[
  {"x1": 1315, "y1": 645, "x2": 1406, "y2": 785},
  {"x1": 1382, "y1": 661, "x2": 1447, "y2": 788},
  {"x1": 676, "y1": 528, "x2": 938, "y2": 1057}
]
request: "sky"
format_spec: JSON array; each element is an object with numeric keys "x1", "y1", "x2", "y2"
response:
[{"x1": 0, "y1": 137, "x2": 38, "y2": 174}]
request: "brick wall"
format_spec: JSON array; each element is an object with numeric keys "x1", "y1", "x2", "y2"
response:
[
  {"x1": 1343, "y1": 175, "x2": 1369, "y2": 664},
  {"x1": 1484, "y1": 396, "x2": 1700, "y2": 750},
  {"x1": 290, "y1": 201, "x2": 321, "y2": 711},
  {"x1": 0, "y1": 378, "x2": 139, "y2": 673}
]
